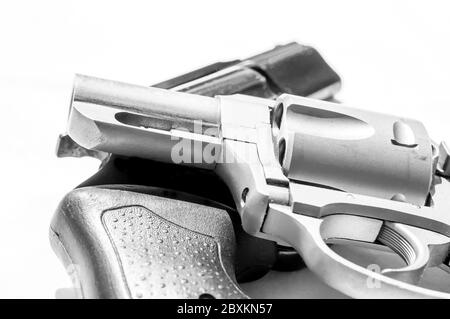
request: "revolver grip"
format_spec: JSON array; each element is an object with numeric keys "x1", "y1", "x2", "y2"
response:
[{"x1": 50, "y1": 186, "x2": 247, "y2": 299}]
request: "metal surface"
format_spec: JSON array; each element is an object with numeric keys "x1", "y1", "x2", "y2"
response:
[
  {"x1": 262, "y1": 205, "x2": 450, "y2": 298},
  {"x1": 54, "y1": 43, "x2": 343, "y2": 296},
  {"x1": 57, "y1": 42, "x2": 341, "y2": 160},
  {"x1": 438, "y1": 142, "x2": 450, "y2": 177},
  {"x1": 155, "y1": 42, "x2": 341, "y2": 100},
  {"x1": 56, "y1": 134, "x2": 109, "y2": 161},
  {"x1": 64, "y1": 74, "x2": 450, "y2": 298},
  {"x1": 272, "y1": 96, "x2": 433, "y2": 206},
  {"x1": 72, "y1": 74, "x2": 221, "y2": 133}
]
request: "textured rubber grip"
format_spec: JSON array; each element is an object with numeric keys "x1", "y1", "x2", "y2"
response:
[{"x1": 50, "y1": 186, "x2": 248, "y2": 299}]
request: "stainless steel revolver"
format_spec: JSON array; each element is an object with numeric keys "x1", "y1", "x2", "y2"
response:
[{"x1": 63, "y1": 71, "x2": 450, "y2": 298}]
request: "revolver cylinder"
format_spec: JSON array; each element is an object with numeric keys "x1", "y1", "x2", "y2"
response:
[{"x1": 272, "y1": 95, "x2": 434, "y2": 205}]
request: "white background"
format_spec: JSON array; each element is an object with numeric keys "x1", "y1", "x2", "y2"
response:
[{"x1": 0, "y1": 0, "x2": 449, "y2": 298}]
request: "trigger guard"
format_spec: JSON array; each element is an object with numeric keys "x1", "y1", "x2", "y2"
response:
[
  {"x1": 263, "y1": 204, "x2": 450, "y2": 299},
  {"x1": 320, "y1": 216, "x2": 434, "y2": 285}
]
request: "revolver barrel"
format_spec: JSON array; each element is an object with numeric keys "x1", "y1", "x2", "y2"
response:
[
  {"x1": 72, "y1": 74, "x2": 221, "y2": 132},
  {"x1": 68, "y1": 75, "x2": 222, "y2": 167}
]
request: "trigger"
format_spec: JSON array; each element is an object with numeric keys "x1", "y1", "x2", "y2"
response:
[{"x1": 378, "y1": 223, "x2": 450, "y2": 284}]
